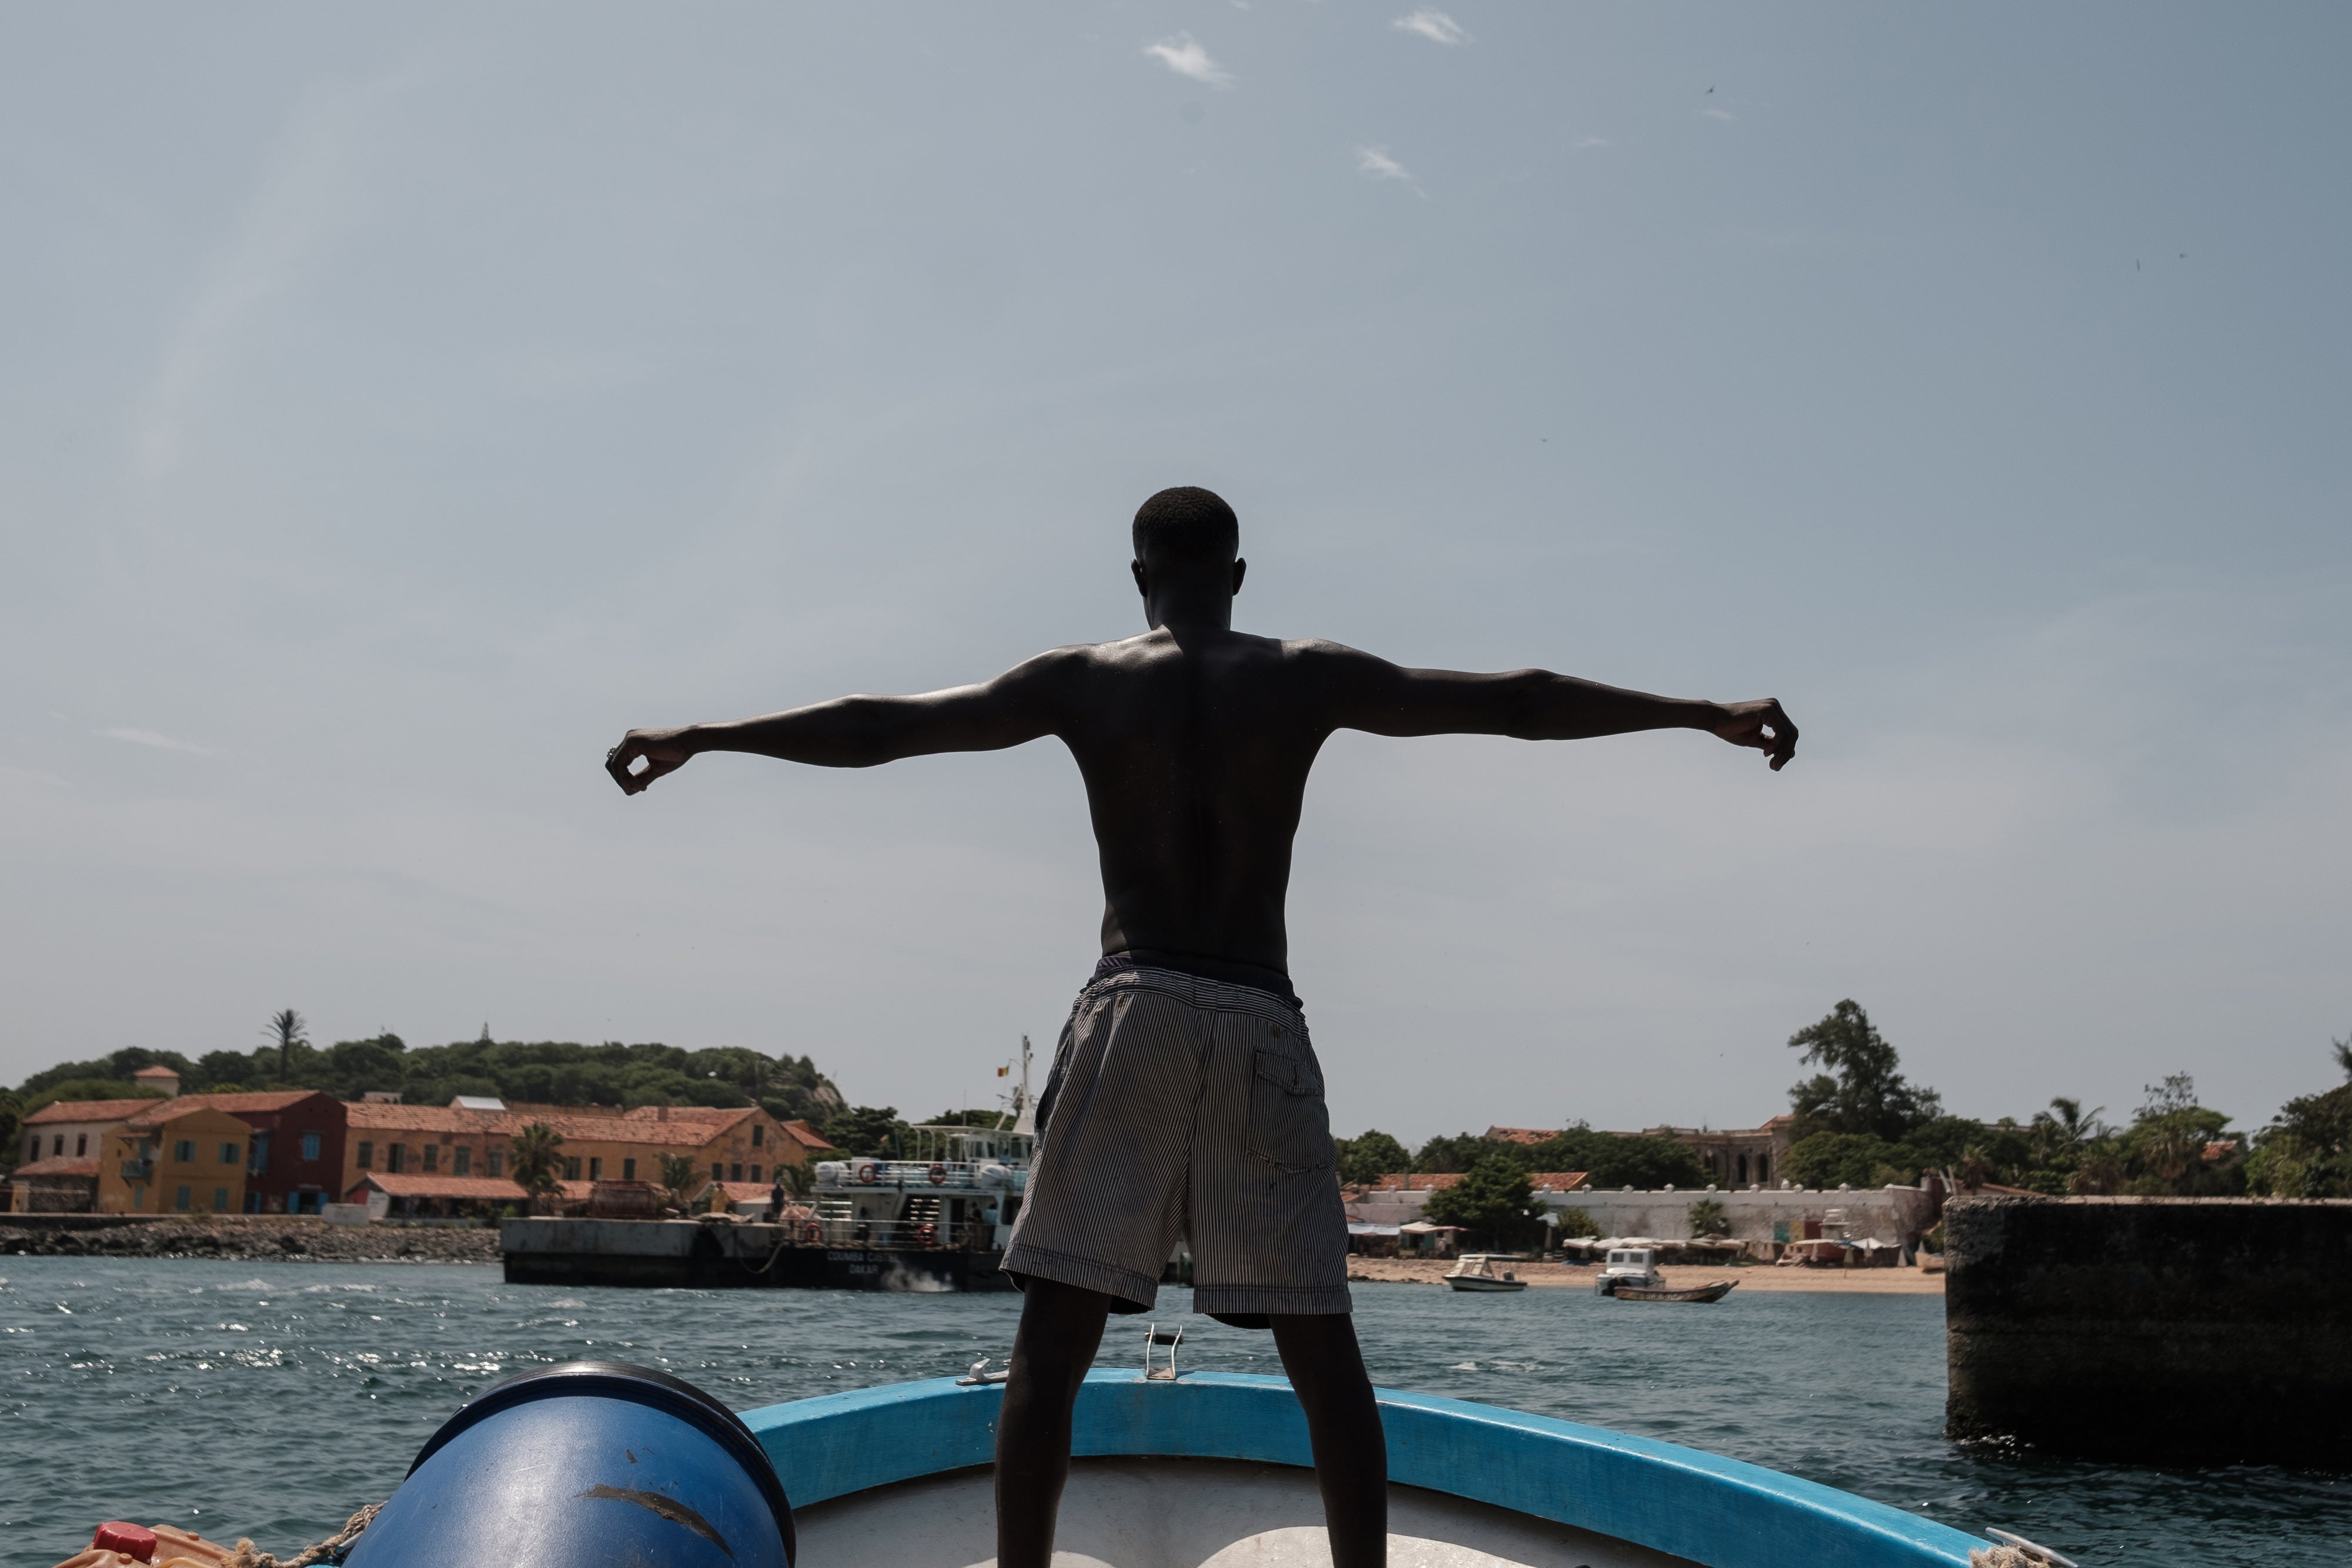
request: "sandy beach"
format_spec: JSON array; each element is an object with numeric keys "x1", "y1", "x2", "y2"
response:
[{"x1": 1346, "y1": 1257, "x2": 1946, "y2": 1295}]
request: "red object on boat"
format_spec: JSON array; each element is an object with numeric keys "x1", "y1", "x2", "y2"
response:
[{"x1": 91, "y1": 1523, "x2": 157, "y2": 1562}]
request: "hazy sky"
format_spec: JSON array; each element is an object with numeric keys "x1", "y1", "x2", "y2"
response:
[{"x1": 4, "y1": 4, "x2": 2347, "y2": 1145}]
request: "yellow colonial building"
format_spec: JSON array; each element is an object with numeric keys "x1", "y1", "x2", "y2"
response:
[
  {"x1": 338, "y1": 1099, "x2": 835, "y2": 1203},
  {"x1": 95, "y1": 1101, "x2": 252, "y2": 1215}
]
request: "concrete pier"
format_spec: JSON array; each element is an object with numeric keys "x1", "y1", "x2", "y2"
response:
[{"x1": 1945, "y1": 1194, "x2": 2352, "y2": 1467}]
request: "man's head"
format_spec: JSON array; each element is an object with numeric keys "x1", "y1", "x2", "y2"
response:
[
  {"x1": 1132, "y1": 486, "x2": 1238, "y2": 566},
  {"x1": 1131, "y1": 487, "x2": 1245, "y2": 628}
]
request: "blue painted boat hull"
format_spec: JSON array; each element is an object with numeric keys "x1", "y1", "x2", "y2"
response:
[{"x1": 743, "y1": 1370, "x2": 1982, "y2": 1568}]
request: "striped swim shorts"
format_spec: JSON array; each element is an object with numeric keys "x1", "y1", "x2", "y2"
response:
[{"x1": 1000, "y1": 964, "x2": 1351, "y2": 1323}]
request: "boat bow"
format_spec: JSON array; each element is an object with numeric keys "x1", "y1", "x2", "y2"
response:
[{"x1": 742, "y1": 1369, "x2": 1978, "y2": 1568}]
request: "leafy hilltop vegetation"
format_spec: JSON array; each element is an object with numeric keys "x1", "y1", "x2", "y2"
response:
[
  {"x1": 1327, "y1": 1000, "x2": 2352, "y2": 1246},
  {"x1": 1, "y1": 1026, "x2": 856, "y2": 1165},
  {"x1": 1773, "y1": 1000, "x2": 2351, "y2": 1200}
]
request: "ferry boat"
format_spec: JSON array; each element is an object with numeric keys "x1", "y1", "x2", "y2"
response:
[
  {"x1": 64, "y1": 1354, "x2": 2026, "y2": 1568},
  {"x1": 502, "y1": 1045, "x2": 1038, "y2": 1293}
]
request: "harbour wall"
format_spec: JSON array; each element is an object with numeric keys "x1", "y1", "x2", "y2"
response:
[
  {"x1": 0, "y1": 1213, "x2": 500, "y2": 1262},
  {"x1": 1944, "y1": 1195, "x2": 2352, "y2": 1467}
]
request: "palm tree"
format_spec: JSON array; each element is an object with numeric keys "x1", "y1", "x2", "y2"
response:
[
  {"x1": 263, "y1": 1008, "x2": 308, "y2": 1084},
  {"x1": 657, "y1": 1152, "x2": 700, "y2": 1211},
  {"x1": 510, "y1": 1123, "x2": 565, "y2": 1215},
  {"x1": 780, "y1": 1160, "x2": 814, "y2": 1201},
  {"x1": 2067, "y1": 1153, "x2": 2125, "y2": 1196}
]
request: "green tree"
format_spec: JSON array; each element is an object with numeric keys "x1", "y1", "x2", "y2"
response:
[
  {"x1": 1786, "y1": 1000, "x2": 1942, "y2": 1141},
  {"x1": 2248, "y1": 1044, "x2": 2352, "y2": 1198},
  {"x1": 264, "y1": 1008, "x2": 308, "y2": 1084},
  {"x1": 1686, "y1": 1198, "x2": 1729, "y2": 1238},
  {"x1": 1552, "y1": 1206, "x2": 1600, "y2": 1239},
  {"x1": 1411, "y1": 1132, "x2": 1498, "y2": 1175},
  {"x1": 1785, "y1": 1131, "x2": 1903, "y2": 1188},
  {"x1": 1335, "y1": 1129, "x2": 1411, "y2": 1186},
  {"x1": 18, "y1": 1048, "x2": 196, "y2": 1099},
  {"x1": 1422, "y1": 1156, "x2": 1545, "y2": 1251},
  {"x1": 1526, "y1": 1126, "x2": 1708, "y2": 1191},
  {"x1": 2115, "y1": 1075, "x2": 2241, "y2": 1196},
  {"x1": 2067, "y1": 1151, "x2": 2127, "y2": 1195},
  {"x1": 510, "y1": 1123, "x2": 566, "y2": 1214},
  {"x1": 22, "y1": 1078, "x2": 176, "y2": 1116},
  {"x1": 0, "y1": 1090, "x2": 20, "y2": 1171},
  {"x1": 657, "y1": 1152, "x2": 701, "y2": 1208},
  {"x1": 824, "y1": 1106, "x2": 906, "y2": 1157},
  {"x1": 926, "y1": 1108, "x2": 1016, "y2": 1130}
]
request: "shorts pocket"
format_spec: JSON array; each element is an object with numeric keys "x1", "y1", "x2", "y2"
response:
[{"x1": 1251, "y1": 1046, "x2": 1332, "y2": 1175}]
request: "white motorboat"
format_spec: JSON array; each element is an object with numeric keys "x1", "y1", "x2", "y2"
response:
[
  {"x1": 1595, "y1": 1245, "x2": 1665, "y2": 1295},
  {"x1": 1445, "y1": 1253, "x2": 1529, "y2": 1292}
]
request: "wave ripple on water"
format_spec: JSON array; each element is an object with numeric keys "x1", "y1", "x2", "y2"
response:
[{"x1": 1, "y1": 1260, "x2": 2345, "y2": 1568}]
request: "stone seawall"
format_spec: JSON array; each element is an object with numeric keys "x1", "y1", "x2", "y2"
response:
[
  {"x1": 1945, "y1": 1195, "x2": 2352, "y2": 1467},
  {"x1": 0, "y1": 1214, "x2": 500, "y2": 1263}
]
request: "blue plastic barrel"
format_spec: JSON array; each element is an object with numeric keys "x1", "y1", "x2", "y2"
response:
[{"x1": 345, "y1": 1360, "x2": 794, "y2": 1568}]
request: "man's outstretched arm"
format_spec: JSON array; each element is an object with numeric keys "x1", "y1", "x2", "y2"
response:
[
  {"x1": 604, "y1": 649, "x2": 1075, "y2": 795},
  {"x1": 1309, "y1": 642, "x2": 1798, "y2": 770}
]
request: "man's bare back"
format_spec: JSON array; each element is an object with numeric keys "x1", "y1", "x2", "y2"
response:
[
  {"x1": 604, "y1": 500, "x2": 1794, "y2": 981},
  {"x1": 603, "y1": 486, "x2": 1795, "y2": 1568}
]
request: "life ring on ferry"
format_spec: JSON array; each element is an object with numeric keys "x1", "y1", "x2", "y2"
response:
[
  {"x1": 856, "y1": 1163, "x2": 879, "y2": 1185},
  {"x1": 802, "y1": 1221, "x2": 822, "y2": 1243},
  {"x1": 917, "y1": 1223, "x2": 937, "y2": 1246},
  {"x1": 927, "y1": 1163, "x2": 947, "y2": 1186}
]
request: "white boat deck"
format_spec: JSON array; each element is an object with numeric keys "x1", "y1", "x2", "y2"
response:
[{"x1": 793, "y1": 1456, "x2": 1697, "y2": 1568}]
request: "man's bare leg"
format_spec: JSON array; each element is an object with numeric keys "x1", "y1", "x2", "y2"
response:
[
  {"x1": 1271, "y1": 1313, "x2": 1388, "y2": 1567},
  {"x1": 995, "y1": 1279, "x2": 1114, "y2": 1567}
]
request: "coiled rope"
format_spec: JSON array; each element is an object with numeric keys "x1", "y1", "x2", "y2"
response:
[{"x1": 225, "y1": 1502, "x2": 380, "y2": 1568}]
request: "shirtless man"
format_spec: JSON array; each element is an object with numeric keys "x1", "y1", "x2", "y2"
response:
[{"x1": 604, "y1": 486, "x2": 1797, "y2": 1567}]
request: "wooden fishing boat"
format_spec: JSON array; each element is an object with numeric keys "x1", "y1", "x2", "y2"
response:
[{"x1": 1611, "y1": 1278, "x2": 1738, "y2": 1303}]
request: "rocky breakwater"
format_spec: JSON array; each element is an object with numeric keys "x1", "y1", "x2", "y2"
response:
[
  {"x1": 0, "y1": 1213, "x2": 500, "y2": 1263},
  {"x1": 1945, "y1": 1193, "x2": 2352, "y2": 1467}
]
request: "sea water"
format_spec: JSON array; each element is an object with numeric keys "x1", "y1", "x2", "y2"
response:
[{"x1": 1, "y1": 1260, "x2": 2343, "y2": 1567}]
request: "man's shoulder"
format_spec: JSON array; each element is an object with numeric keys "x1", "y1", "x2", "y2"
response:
[{"x1": 1015, "y1": 631, "x2": 1377, "y2": 678}]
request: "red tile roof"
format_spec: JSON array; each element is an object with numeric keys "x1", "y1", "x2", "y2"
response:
[
  {"x1": 1352, "y1": 1173, "x2": 1466, "y2": 1192},
  {"x1": 346, "y1": 1103, "x2": 500, "y2": 1133},
  {"x1": 622, "y1": 1105, "x2": 757, "y2": 1128},
  {"x1": 336, "y1": 1101, "x2": 772, "y2": 1149},
  {"x1": 11, "y1": 1156, "x2": 99, "y2": 1179},
  {"x1": 25, "y1": 1098, "x2": 166, "y2": 1125},
  {"x1": 1528, "y1": 1172, "x2": 1590, "y2": 1191},
  {"x1": 779, "y1": 1119, "x2": 838, "y2": 1151},
  {"x1": 1484, "y1": 1126, "x2": 1560, "y2": 1145},
  {"x1": 532, "y1": 1114, "x2": 727, "y2": 1148},
  {"x1": 122, "y1": 1096, "x2": 260, "y2": 1131},
  {"x1": 187, "y1": 1091, "x2": 329, "y2": 1114}
]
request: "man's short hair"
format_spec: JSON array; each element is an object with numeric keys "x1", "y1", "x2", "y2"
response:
[{"x1": 1132, "y1": 487, "x2": 1239, "y2": 564}]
